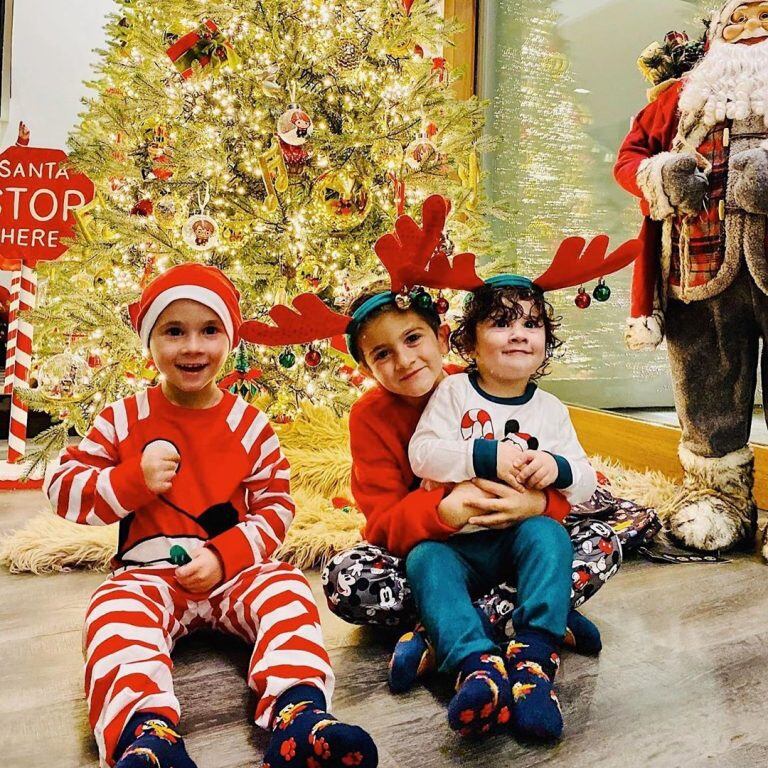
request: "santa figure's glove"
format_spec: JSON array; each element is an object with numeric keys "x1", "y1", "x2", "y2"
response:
[
  {"x1": 660, "y1": 154, "x2": 708, "y2": 216},
  {"x1": 731, "y1": 147, "x2": 768, "y2": 215}
]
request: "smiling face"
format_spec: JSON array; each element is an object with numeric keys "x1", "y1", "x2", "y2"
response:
[
  {"x1": 723, "y1": 2, "x2": 768, "y2": 44},
  {"x1": 148, "y1": 298, "x2": 230, "y2": 408},
  {"x1": 470, "y1": 299, "x2": 547, "y2": 397},
  {"x1": 356, "y1": 309, "x2": 449, "y2": 403}
]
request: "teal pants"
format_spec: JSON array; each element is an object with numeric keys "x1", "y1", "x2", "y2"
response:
[{"x1": 405, "y1": 516, "x2": 573, "y2": 673}]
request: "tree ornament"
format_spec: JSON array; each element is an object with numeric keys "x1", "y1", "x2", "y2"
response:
[
  {"x1": 218, "y1": 347, "x2": 263, "y2": 402},
  {"x1": 183, "y1": 213, "x2": 219, "y2": 250},
  {"x1": 278, "y1": 349, "x2": 296, "y2": 368},
  {"x1": 165, "y1": 19, "x2": 239, "y2": 80},
  {"x1": 436, "y1": 294, "x2": 450, "y2": 315},
  {"x1": 277, "y1": 104, "x2": 313, "y2": 146},
  {"x1": 336, "y1": 40, "x2": 363, "y2": 70},
  {"x1": 413, "y1": 290, "x2": 433, "y2": 310},
  {"x1": 312, "y1": 169, "x2": 372, "y2": 231},
  {"x1": 37, "y1": 352, "x2": 90, "y2": 400},
  {"x1": 142, "y1": 124, "x2": 173, "y2": 180},
  {"x1": 278, "y1": 137, "x2": 311, "y2": 174},
  {"x1": 130, "y1": 198, "x2": 153, "y2": 217},
  {"x1": 593, "y1": 279, "x2": 611, "y2": 302},
  {"x1": 155, "y1": 194, "x2": 176, "y2": 225},
  {"x1": 304, "y1": 348, "x2": 322, "y2": 368},
  {"x1": 88, "y1": 353, "x2": 103, "y2": 369},
  {"x1": 405, "y1": 134, "x2": 438, "y2": 170},
  {"x1": 183, "y1": 186, "x2": 219, "y2": 251},
  {"x1": 575, "y1": 287, "x2": 591, "y2": 309}
]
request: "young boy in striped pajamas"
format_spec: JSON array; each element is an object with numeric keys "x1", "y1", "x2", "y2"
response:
[{"x1": 45, "y1": 264, "x2": 377, "y2": 768}]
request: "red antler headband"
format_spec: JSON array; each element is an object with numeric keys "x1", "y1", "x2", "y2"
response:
[
  {"x1": 239, "y1": 195, "x2": 482, "y2": 352},
  {"x1": 239, "y1": 195, "x2": 642, "y2": 351}
]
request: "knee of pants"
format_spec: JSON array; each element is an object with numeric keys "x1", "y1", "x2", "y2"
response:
[
  {"x1": 404, "y1": 540, "x2": 454, "y2": 583},
  {"x1": 516, "y1": 516, "x2": 573, "y2": 562},
  {"x1": 321, "y1": 552, "x2": 362, "y2": 599}
]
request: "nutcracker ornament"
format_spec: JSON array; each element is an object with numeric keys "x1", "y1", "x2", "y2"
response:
[{"x1": 615, "y1": 1, "x2": 768, "y2": 555}]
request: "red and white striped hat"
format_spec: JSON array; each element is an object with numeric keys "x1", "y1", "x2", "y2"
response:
[{"x1": 128, "y1": 263, "x2": 242, "y2": 349}]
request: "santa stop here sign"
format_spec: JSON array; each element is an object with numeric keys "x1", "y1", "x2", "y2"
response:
[{"x1": 0, "y1": 143, "x2": 94, "y2": 266}]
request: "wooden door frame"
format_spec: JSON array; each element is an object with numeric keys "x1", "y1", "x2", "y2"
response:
[{"x1": 443, "y1": 0, "x2": 479, "y2": 99}]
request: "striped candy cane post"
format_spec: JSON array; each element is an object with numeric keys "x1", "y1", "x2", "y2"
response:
[
  {"x1": 7, "y1": 263, "x2": 37, "y2": 463},
  {"x1": 3, "y1": 270, "x2": 21, "y2": 394}
]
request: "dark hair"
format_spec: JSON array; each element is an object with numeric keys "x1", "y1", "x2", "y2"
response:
[
  {"x1": 347, "y1": 282, "x2": 442, "y2": 364},
  {"x1": 451, "y1": 284, "x2": 562, "y2": 380}
]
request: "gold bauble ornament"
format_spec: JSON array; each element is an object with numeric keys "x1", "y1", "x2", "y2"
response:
[{"x1": 312, "y1": 169, "x2": 372, "y2": 231}]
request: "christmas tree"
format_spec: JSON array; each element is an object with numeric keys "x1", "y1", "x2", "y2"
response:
[{"x1": 23, "y1": 0, "x2": 493, "y2": 462}]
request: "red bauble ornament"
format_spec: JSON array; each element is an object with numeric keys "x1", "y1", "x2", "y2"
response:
[
  {"x1": 131, "y1": 198, "x2": 153, "y2": 216},
  {"x1": 435, "y1": 296, "x2": 450, "y2": 315},
  {"x1": 87, "y1": 354, "x2": 102, "y2": 368},
  {"x1": 574, "y1": 288, "x2": 591, "y2": 309},
  {"x1": 402, "y1": 0, "x2": 415, "y2": 14},
  {"x1": 305, "y1": 349, "x2": 322, "y2": 368}
]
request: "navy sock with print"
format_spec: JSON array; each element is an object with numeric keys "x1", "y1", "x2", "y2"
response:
[
  {"x1": 114, "y1": 713, "x2": 197, "y2": 768},
  {"x1": 388, "y1": 622, "x2": 436, "y2": 693},
  {"x1": 505, "y1": 630, "x2": 564, "y2": 741},
  {"x1": 263, "y1": 685, "x2": 378, "y2": 768},
  {"x1": 563, "y1": 609, "x2": 602, "y2": 655},
  {"x1": 447, "y1": 651, "x2": 512, "y2": 738}
]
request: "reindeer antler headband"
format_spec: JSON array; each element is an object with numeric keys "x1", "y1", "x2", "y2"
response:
[{"x1": 239, "y1": 195, "x2": 641, "y2": 353}]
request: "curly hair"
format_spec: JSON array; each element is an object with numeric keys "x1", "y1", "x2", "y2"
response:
[
  {"x1": 346, "y1": 282, "x2": 442, "y2": 364},
  {"x1": 451, "y1": 284, "x2": 563, "y2": 380}
]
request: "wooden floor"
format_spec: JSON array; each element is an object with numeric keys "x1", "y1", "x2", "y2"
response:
[{"x1": 4, "y1": 492, "x2": 768, "y2": 767}]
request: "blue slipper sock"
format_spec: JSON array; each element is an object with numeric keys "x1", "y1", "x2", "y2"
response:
[
  {"x1": 114, "y1": 713, "x2": 197, "y2": 768},
  {"x1": 505, "y1": 630, "x2": 563, "y2": 741},
  {"x1": 563, "y1": 609, "x2": 602, "y2": 655},
  {"x1": 263, "y1": 684, "x2": 378, "y2": 768},
  {"x1": 447, "y1": 651, "x2": 512, "y2": 739}
]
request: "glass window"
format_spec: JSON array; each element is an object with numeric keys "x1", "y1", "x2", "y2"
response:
[{"x1": 479, "y1": 0, "x2": 710, "y2": 408}]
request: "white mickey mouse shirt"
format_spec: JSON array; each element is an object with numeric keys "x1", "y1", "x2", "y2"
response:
[{"x1": 408, "y1": 372, "x2": 597, "y2": 505}]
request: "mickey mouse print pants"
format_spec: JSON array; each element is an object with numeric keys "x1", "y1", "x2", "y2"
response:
[{"x1": 84, "y1": 560, "x2": 334, "y2": 766}]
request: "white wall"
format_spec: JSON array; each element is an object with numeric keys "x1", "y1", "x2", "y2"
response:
[
  {"x1": 2, "y1": 0, "x2": 114, "y2": 148},
  {"x1": 0, "y1": 0, "x2": 113, "y2": 287}
]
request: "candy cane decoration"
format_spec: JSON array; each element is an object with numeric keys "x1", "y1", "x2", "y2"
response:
[
  {"x1": 3, "y1": 270, "x2": 21, "y2": 394},
  {"x1": 7, "y1": 263, "x2": 37, "y2": 463}
]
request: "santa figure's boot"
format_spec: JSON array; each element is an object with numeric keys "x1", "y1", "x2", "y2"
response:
[{"x1": 666, "y1": 446, "x2": 756, "y2": 552}]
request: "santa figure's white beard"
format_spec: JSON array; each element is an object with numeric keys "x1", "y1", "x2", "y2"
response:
[{"x1": 679, "y1": 37, "x2": 768, "y2": 126}]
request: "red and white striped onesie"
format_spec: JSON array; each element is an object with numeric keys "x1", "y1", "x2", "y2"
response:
[{"x1": 45, "y1": 384, "x2": 334, "y2": 767}]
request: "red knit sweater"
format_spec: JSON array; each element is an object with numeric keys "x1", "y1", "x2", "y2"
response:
[
  {"x1": 349, "y1": 368, "x2": 570, "y2": 557},
  {"x1": 45, "y1": 385, "x2": 293, "y2": 581}
]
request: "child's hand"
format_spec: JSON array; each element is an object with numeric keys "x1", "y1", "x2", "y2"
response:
[
  {"x1": 465, "y1": 478, "x2": 546, "y2": 528},
  {"x1": 496, "y1": 442, "x2": 527, "y2": 491},
  {"x1": 175, "y1": 547, "x2": 224, "y2": 593},
  {"x1": 438, "y1": 481, "x2": 494, "y2": 528},
  {"x1": 141, "y1": 440, "x2": 180, "y2": 494},
  {"x1": 512, "y1": 450, "x2": 559, "y2": 490}
]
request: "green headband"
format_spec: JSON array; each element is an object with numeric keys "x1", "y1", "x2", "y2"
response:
[{"x1": 483, "y1": 274, "x2": 539, "y2": 292}]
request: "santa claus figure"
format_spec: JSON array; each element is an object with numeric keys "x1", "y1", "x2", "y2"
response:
[{"x1": 615, "y1": 1, "x2": 768, "y2": 556}]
